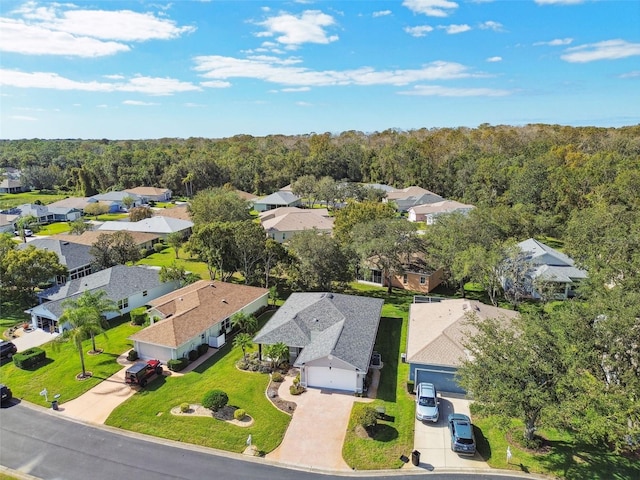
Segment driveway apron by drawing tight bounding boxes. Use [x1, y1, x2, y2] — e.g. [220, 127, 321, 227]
[266, 375, 358, 471]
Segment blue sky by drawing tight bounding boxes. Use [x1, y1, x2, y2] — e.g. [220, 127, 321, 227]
[1, 0, 639, 139]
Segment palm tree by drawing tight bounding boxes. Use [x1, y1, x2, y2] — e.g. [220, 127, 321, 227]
[15, 214, 38, 243]
[233, 333, 253, 361]
[264, 342, 289, 370]
[62, 290, 117, 353]
[231, 312, 258, 334]
[56, 306, 102, 379]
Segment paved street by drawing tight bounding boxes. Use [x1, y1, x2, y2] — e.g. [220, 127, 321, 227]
[1, 402, 533, 480]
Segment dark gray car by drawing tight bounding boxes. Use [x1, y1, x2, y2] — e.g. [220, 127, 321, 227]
[448, 413, 476, 455]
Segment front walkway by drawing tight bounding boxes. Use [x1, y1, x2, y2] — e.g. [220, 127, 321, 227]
[265, 371, 377, 471]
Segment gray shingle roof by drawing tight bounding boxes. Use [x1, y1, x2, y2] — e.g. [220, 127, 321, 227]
[37, 265, 163, 317]
[18, 238, 93, 271]
[253, 292, 384, 371]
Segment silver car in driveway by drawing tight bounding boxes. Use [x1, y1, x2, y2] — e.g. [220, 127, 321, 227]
[415, 382, 439, 423]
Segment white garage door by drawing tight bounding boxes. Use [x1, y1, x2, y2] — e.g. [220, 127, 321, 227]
[136, 342, 172, 363]
[306, 366, 357, 392]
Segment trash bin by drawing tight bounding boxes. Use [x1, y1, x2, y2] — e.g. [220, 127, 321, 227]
[411, 450, 420, 466]
[51, 400, 59, 411]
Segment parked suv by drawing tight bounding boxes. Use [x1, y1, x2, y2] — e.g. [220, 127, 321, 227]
[415, 382, 439, 423]
[0, 341, 17, 361]
[448, 413, 477, 455]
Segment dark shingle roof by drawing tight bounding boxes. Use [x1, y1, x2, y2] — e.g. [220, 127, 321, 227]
[253, 292, 384, 371]
[18, 238, 92, 271]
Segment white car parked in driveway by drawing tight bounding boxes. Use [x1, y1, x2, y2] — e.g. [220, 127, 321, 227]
[415, 382, 439, 423]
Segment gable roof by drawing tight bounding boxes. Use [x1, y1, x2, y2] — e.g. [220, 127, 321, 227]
[254, 292, 384, 372]
[409, 200, 475, 215]
[518, 238, 588, 282]
[261, 210, 334, 233]
[0, 213, 19, 227]
[387, 186, 440, 200]
[255, 191, 301, 206]
[124, 186, 171, 197]
[17, 238, 93, 271]
[129, 280, 268, 348]
[406, 299, 518, 368]
[259, 206, 329, 221]
[98, 216, 193, 234]
[35, 265, 164, 318]
[151, 205, 191, 221]
[91, 191, 142, 202]
[47, 197, 92, 210]
[51, 230, 160, 247]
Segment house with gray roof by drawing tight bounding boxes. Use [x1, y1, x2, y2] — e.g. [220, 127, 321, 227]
[406, 298, 518, 394]
[98, 215, 193, 238]
[384, 186, 444, 212]
[408, 200, 475, 224]
[18, 238, 95, 285]
[253, 191, 302, 212]
[510, 238, 588, 300]
[27, 265, 180, 333]
[0, 213, 19, 234]
[0, 177, 28, 193]
[253, 292, 384, 393]
[90, 191, 144, 212]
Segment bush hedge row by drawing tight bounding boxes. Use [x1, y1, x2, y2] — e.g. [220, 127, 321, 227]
[13, 347, 46, 369]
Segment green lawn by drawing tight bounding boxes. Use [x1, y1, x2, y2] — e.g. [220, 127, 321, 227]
[35, 222, 72, 236]
[474, 416, 639, 480]
[0, 191, 66, 210]
[0, 299, 32, 337]
[137, 246, 210, 279]
[0, 315, 142, 406]
[106, 313, 291, 454]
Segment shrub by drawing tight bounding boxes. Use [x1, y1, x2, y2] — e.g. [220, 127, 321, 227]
[180, 402, 190, 413]
[237, 360, 249, 370]
[167, 358, 189, 372]
[153, 243, 166, 253]
[353, 405, 378, 430]
[202, 390, 228, 411]
[271, 372, 284, 383]
[127, 349, 139, 361]
[130, 307, 148, 326]
[188, 349, 199, 361]
[197, 343, 209, 356]
[139, 248, 149, 258]
[13, 347, 46, 369]
[293, 373, 301, 386]
[289, 384, 305, 395]
[234, 408, 246, 420]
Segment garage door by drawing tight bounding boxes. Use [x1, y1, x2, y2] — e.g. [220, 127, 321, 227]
[136, 342, 172, 363]
[306, 366, 356, 392]
[415, 367, 465, 394]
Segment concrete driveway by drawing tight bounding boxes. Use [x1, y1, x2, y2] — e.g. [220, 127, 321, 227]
[409, 394, 489, 470]
[266, 374, 368, 471]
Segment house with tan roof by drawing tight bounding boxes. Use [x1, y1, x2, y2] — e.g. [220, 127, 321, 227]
[125, 186, 172, 202]
[383, 186, 444, 212]
[408, 200, 475, 224]
[52, 231, 160, 251]
[259, 207, 334, 243]
[406, 298, 518, 394]
[0, 213, 19, 234]
[130, 280, 268, 362]
[152, 205, 191, 222]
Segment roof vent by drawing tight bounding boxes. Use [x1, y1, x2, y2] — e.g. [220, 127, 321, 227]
[179, 297, 183, 301]
[222, 299, 227, 304]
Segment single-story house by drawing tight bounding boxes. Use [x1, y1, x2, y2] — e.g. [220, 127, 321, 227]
[384, 186, 444, 212]
[0, 213, 19, 234]
[408, 200, 475, 224]
[89, 191, 144, 212]
[125, 187, 172, 202]
[151, 205, 191, 221]
[259, 207, 334, 243]
[27, 265, 179, 333]
[234, 189, 258, 203]
[253, 292, 384, 394]
[253, 191, 302, 212]
[51, 231, 160, 251]
[2, 204, 54, 224]
[357, 254, 444, 294]
[406, 298, 518, 394]
[0, 178, 28, 194]
[17, 238, 95, 285]
[511, 238, 588, 300]
[47, 197, 93, 211]
[98, 215, 193, 239]
[129, 280, 269, 362]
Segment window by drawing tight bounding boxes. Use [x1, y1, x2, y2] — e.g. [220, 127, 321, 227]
[142, 290, 148, 297]
[403, 274, 408, 284]
[420, 276, 426, 285]
[118, 298, 129, 310]
[222, 317, 230, 332]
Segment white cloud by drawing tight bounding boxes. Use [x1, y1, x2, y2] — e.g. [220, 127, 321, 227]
[404, 25, 434, 37]
[296, 101, 313, 107]
[486, 56, 502, 62]
[281, 87, 312, 92]
[440, 24, 471, 34]
[402, 0, 458, 17]
[255, 10, 338, 47]
[561, 39, 640, 63]
[10, 115, 38, 121]
[123, 100, 159, 106]
[193, 55, 480, 87]
[0, 2, 194, 57]
[0, 69, 202, 95]
[535, 0, 584, 4]
[479, 21, 503, 32]
[398, 85, 511, 96]
[200, 80, 232, 88]
[534, 38, 573, 46]
[619, 71, 640, 78]
[373, 10, 392, 17]
[104, 74, 126, 80]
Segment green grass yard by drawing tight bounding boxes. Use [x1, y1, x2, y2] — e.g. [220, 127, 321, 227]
[34, 222, 72, 236]
[136, 246, 210, 279]
[0, 191, 66, 210]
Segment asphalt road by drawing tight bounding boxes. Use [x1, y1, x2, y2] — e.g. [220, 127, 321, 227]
[1, 401, 531, 480]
